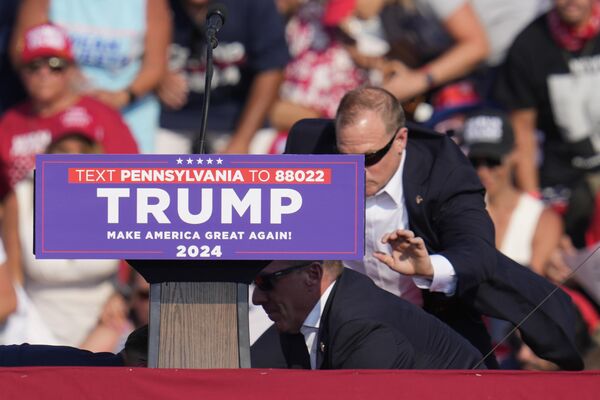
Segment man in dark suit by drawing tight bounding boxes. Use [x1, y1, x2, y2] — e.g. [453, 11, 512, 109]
[281, 86, 583, 370]
[252, 260, 485, 369]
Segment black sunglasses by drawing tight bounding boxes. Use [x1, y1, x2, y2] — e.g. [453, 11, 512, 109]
[254, 262, 314, 291]
[23, 57, 70, 73]
[469, 157, 502, 169]
[337, 127, 400, 167]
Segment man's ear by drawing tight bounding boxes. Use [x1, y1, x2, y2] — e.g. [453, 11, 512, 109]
[395, 127, 408, 151]
[305, 262, 323, 287]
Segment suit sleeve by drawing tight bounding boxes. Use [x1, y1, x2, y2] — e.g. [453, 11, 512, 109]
[0, 344, 124, 367]
[432, 137, 497, 296]
[473, 252, 584, 370]
[329, 319, 415, 369]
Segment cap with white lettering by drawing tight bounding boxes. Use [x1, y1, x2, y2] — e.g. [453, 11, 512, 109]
[463, 109, 514, 160]
[21, 23, 74, 64]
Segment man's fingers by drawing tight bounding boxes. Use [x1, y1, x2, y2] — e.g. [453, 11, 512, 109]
[373, 251, 394, 268]
[381, 229, 415, 244]
[398, 229, 415, 239]
[409, 236, 425, 249]
[374, 251, 411, 275]
[380, 232, 392, 244]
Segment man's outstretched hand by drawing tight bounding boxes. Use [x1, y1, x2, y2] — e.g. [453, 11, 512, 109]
[374, 229, 434, 278]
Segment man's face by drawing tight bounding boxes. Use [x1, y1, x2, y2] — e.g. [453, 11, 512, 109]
[20, 57, 73, 105]
[252, 261, 315, 333]
[555, 0, 595, 26]
[336, 110, 407, 197]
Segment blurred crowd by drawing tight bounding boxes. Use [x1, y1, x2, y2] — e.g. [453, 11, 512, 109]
[1, 0, 600, 371]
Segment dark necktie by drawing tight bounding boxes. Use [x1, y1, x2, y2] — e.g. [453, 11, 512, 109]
[282, 333, 311, 369]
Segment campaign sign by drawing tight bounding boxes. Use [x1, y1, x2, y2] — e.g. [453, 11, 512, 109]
[35, 154, 364, 260]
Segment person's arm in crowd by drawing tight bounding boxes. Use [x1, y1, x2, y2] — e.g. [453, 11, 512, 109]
[268, 99, 321, 133]
[79, 323, 125, 353]
[0, 118, 18, 323]
[510, 108, 540, 193]
[80, 292, 129, 352]
[0, 264, 17, 323]
[545, 235, 576, 285]
[224, 70, 283, 153]
[157, 70, 189, 111]
[0, 191, 22, 323]
[222, 0, 288, 153]
[9, 0, 48, 67]
[494, 22, 540, 192]
[2, 191, 23, 285]
[92, 0, 172, 109]
[383, 2, 489, 101]
[530, 207, 563, 276]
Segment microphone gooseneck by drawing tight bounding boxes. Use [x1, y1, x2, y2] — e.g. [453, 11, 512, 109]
[195, 3, 228, 155]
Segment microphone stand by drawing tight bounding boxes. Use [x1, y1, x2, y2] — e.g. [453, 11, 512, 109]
[194, 32, 219, 155]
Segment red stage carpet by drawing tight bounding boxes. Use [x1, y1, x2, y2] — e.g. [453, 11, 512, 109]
[1, 368, 599, 399]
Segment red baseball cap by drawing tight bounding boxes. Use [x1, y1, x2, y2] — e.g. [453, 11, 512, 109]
[53, 106, 105, 145]
[21, 23, 75, 64]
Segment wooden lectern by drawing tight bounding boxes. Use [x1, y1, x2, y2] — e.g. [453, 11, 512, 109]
[128, 260, 268, 368]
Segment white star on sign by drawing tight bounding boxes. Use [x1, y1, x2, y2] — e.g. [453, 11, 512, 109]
[216, 158, 223, 165]
[196, 157, 204, 165]
[187, 158, 193, 165]
[176, 158, 183, 165]
[207, 158, 214, 165]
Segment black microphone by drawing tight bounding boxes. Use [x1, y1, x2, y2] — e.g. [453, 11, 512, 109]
[194, 3, 227, 154]
[206, 3, 227, 49]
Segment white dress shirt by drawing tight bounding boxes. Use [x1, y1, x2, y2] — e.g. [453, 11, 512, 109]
[300, 282, 335, 369]
[343, 150, 456, 306]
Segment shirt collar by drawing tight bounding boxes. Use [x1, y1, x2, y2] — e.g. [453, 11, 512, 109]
[302, 280, 335, 330]
[373, 149, 406, 206]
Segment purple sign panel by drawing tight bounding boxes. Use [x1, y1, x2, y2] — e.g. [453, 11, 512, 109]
[35, 154, 364, 260]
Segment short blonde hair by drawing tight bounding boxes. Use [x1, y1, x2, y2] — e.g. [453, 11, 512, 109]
[335, 86, 405, 135]
[323, 260, 344, 279]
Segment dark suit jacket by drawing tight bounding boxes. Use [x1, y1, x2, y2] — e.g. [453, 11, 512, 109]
[283, 118, 583, 370]
[312, 269, 485, 369]
[0, 344, 123, 367]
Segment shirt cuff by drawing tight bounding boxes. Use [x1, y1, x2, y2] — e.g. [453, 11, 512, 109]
[413, 254, 457, 296]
